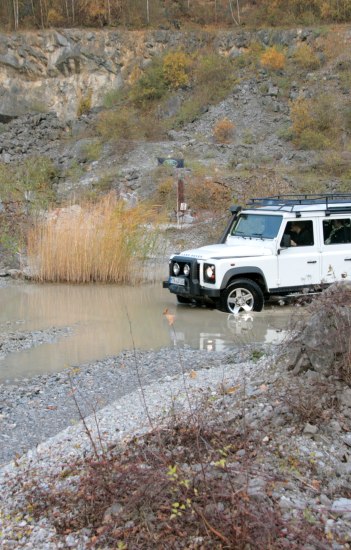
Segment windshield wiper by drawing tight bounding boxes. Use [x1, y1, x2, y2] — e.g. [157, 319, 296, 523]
[231, 231, 248, 239]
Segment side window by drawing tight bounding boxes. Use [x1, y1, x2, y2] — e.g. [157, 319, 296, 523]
[281, 220, 314, 247]
[323, 218, 351, 245]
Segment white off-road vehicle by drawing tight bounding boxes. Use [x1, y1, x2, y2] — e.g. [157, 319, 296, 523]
[163, 194, 351, 314]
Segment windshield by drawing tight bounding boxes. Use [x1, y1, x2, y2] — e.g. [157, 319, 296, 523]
[229, 214, 283, 239]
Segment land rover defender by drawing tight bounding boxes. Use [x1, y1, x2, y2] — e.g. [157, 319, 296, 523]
[163, 194, 351, 314]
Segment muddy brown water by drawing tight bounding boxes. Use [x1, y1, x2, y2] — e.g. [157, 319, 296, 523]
[0, 282, 294, 381]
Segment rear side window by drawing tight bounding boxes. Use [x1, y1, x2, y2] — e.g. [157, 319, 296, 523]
[323, 218, 351, 245]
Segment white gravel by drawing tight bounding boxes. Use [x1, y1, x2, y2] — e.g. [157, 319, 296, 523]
[0, 351, 268, 549]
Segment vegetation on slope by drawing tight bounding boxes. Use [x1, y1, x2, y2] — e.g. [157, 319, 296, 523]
[1, 0, 351, 31]
[0, 23, 350, 280]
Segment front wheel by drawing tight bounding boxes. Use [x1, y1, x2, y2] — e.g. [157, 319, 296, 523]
[220, 279, 264, 314]
[176, 294, 192, 304]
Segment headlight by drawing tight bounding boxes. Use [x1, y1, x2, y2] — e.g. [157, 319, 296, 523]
[183, 264, 190, 276]
[173, 262, 180, 276]
[204, 264, 216, 283]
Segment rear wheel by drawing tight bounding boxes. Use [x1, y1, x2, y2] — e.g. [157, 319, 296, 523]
[220, 279, 264, 314]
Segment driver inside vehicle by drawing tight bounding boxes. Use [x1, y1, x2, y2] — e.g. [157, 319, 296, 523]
[282, 221, 314, 247]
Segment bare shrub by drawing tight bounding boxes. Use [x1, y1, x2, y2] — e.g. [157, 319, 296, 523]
[319, 29, 351, 61]
[230, 170, 292, 206]
[186, 176, 232, 214]
[260, 47, 286, 71]
[285, 377, 338, 425]
[213, 118, 235, 143]
[24, 396, 328, 549]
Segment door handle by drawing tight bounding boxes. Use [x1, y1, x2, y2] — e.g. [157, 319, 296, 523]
[307, 261, 317, 264]
[344, 258, 351, 261]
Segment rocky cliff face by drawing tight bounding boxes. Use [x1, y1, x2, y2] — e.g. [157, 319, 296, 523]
[0, 27, 316, 120]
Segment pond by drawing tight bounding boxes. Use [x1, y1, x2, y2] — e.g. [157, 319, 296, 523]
[0, 282, 294, 381]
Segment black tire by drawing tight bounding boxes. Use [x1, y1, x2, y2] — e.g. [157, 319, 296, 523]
[176, 295, 192, 304]
[220, 279, 264, 314]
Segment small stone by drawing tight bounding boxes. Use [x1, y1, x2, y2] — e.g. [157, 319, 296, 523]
[303, 423, 318, 435]
[331, 499, 351, 515]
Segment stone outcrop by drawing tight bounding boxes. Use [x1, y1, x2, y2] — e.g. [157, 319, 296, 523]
[283, 282, 351, 378]
[0, 27, 319, 121]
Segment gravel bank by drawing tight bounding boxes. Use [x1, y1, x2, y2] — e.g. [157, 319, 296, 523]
[0, 347, 268, 548]
[0, 345, 255, 466]
[1, 343, 351, 548]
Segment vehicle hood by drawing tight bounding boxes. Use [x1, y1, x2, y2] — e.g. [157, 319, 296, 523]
[175, 242, 273, 260]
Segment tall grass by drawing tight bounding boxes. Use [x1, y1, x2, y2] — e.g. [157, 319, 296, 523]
[27, 195, 160, 284]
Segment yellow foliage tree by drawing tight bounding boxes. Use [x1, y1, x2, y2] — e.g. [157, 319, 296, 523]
[163, 51, 191, 89]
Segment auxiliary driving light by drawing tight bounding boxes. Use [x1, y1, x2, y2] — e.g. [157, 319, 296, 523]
[173, 262, 180, 276]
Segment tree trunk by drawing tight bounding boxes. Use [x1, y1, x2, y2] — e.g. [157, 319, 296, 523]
[106, 0, 111, 24]
[13, 0, 19, 30]
[228, 0, 239, 25]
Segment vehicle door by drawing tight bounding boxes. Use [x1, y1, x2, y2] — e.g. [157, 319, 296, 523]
[277, 219, 320, 288]
[321, 217, 351, 283]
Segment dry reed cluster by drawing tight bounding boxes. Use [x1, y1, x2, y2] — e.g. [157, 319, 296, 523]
[27, 195, 160, 284]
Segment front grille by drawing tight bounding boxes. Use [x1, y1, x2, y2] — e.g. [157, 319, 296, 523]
[170, 257, 199, 281]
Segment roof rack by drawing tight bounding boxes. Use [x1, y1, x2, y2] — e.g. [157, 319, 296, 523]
[247, 193, 351, 211]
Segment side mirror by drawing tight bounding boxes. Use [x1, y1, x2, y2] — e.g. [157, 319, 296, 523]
[281, 234, 291, 248]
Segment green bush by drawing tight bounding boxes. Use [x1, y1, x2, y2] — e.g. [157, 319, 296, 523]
[96, 107, 142, 142]
[342, 105, 351, 133]
[277, 126, 294, 141]
[81, 140, 103, 162]
[194, 53, 235, 102]
[0, 156, 57, 208]
[152, 177, 177, 213]
[169, 96, 204, 128]
[293, 43, 320, 70]
[130, 58, 168, 106]
[0, 221, 20, 255]
[340, 73, 351, 96]
[297, 129, 330, 150]
[290, 94, 341, 149]
[103, 88, 126, 109]
[318, 152, 351, 176]
[77, 89, 93, 117]
[234, 41, 264, 69]
[312, 94, 337, 133]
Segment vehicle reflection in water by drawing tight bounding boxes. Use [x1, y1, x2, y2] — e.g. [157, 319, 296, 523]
[170, 307, 291, 352]
[0, 282, 293, 380]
